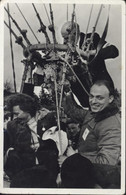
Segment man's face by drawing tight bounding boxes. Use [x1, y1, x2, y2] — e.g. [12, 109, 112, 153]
[13, 105, 31, 122]
[89, 84, 113, 113]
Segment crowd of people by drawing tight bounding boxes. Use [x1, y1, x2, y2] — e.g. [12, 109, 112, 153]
[4, 29, 121, 189]
[4, 80, 121, 189]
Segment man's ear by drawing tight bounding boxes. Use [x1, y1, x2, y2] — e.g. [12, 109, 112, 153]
[109, 95, 114, 103]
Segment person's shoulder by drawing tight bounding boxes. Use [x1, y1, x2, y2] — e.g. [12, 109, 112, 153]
[105, 113, 120, 125]
[97, 113, 121, 131]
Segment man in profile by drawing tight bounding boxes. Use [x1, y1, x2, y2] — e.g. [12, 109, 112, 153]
[4, 93, 59, 187]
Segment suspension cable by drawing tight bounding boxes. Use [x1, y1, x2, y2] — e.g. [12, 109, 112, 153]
[15, 3, 40, 43]
[49, 4, 57, 44]
[82, 4, 93, 50]
[4, 6, 31, 46]
[86, 4, 103, 53]
[71, 4, 76, 29]
[53, 69, 62, 154]
[74, 11, 78, 46]
[67, 4, 68, 21]
[32, 3, 50, 44]
[59, 55, 90, 96]
[4, 21, 25, 48]
[7, 4, 17, 93]
[43, 4, 51, 25]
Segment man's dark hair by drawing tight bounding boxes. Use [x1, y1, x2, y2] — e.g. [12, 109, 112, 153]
[6, 93, 38, 117]
[92, 80, 116, 97]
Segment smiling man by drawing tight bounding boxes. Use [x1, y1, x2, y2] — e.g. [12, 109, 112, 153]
[89, 82, 114, 113]
[62, 80, 121, 165]
[60, 80, 121, 188]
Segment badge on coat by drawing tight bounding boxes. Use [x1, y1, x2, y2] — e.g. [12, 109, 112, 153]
[82, 128, 89, 140]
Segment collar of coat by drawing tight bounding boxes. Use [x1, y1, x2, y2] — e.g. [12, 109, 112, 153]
[91, 101, 119, 122]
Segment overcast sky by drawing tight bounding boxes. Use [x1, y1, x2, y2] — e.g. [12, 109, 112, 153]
[3, 0, 124, 92]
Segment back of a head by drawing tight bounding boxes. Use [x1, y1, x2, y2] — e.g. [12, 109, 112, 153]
[61, 153, 95, 188]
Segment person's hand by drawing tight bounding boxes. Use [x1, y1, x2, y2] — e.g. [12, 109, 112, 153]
[58, 155, 67, 167]
[66, 146, 77, 156]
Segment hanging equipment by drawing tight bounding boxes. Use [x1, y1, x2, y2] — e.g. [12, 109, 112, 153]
[7, 4, 17, 93]
[71, 4, 76, 30]
[4, 6, 31, 46]
[58, 54, 90, 96]
[74, 7, 79, 47]
[49, 4, 57, 45]
[86, 4, 103, 53]
[4, 21, 26, 49]
[82, 4, 93, 50]
[89, 4, 111, 66]
[32, 3, 50, 44]
[96, 5, 111, 54]
[67, 4, 68, 21]
[43, 4, 51, 25]
[15, 3, 40, 44]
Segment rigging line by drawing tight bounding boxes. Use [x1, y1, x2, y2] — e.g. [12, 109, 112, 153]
[15, 3, 40, 44]
[58, 55, 90, 96]
[4, 6, 31, 46]
[32, 3, 50, 44]
[91, 4, 111, 62]
[59, 63, 67, 110]
[82, 5, 93, 49]
[7, 4, 17, 93]
[94, 4, 103, 30]
[53, 69, 62, 154]
[49, 4, 57, 44]
[71, 4, 76, 29]
[86, 4, 103, 53]
[43, 4, 51, 25]
[86, 5, 93, 35]
[74, 12, 78, 46]
[4, 21, 26, 49]
[67, 4, 68, 21]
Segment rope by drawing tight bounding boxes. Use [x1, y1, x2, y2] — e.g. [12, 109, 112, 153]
[67, 4, 68, 21]
[20, 60, 29, 93]
[49, 4, 57, 44]
[96, 5, 111, 54]
[71, 4, 76, 30]
[15, 3, 40, 43]
[53, 69, 62, 154]
[59, 64, 67, 110]
[74, 13, 78, 47]
[94, 4, 103, 29]
[82, 5, 93, 50]
[32, 3, 50, 44]
[86, 4, 103, 52]
[7, 4, 17, 93]
[4, 6, 31, 46]
[89, 4, 111, 64]
[43, 4, 51, 25]
[4, 21, 24, 48]
[58, 55, 90, 96]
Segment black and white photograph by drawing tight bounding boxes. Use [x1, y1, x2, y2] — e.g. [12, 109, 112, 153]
[1, 0, 125, 194]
